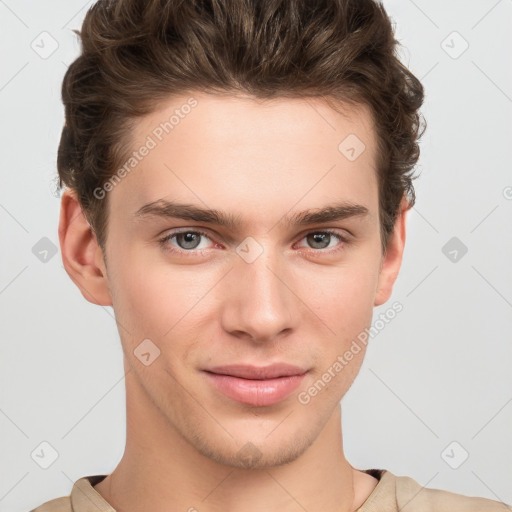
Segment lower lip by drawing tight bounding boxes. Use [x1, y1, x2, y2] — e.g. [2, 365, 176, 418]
[204, 372, 307, 407]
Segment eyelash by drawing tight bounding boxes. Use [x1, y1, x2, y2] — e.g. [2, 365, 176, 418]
[157, 228, 349, 257]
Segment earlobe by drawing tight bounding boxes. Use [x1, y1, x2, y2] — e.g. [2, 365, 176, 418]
[58, 189, 112, 306]
[374, 197, 409, 307]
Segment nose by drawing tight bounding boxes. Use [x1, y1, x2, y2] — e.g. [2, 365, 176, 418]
[219, 242, 299, 343]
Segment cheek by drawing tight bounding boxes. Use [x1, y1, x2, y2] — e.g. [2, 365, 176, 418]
[108, 246, 218, 348]
[298, 265, 376, 403]
[294, 256, 380, 342]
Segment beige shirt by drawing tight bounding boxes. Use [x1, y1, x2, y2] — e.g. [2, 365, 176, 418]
[30, 469, 511, 512]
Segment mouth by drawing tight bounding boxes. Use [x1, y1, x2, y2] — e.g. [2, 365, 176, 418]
[203, 363, 308, 407]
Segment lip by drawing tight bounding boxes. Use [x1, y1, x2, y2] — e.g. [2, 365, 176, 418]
[207, 363, 307, 379]
[203, 364, 308, 407]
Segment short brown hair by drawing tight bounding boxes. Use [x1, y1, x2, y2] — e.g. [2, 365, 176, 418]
[57, 0, 425, 253]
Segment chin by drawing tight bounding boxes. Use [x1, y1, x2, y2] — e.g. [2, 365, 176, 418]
[197, 436, 313, 470]
[182, 419, 319, 470]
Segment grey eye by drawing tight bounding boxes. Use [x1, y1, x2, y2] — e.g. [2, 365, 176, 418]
[175, 232, 203, 250]
[306, 232, 332, 249]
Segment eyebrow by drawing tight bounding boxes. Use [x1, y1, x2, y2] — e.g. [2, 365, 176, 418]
[134, 199, 369, 229]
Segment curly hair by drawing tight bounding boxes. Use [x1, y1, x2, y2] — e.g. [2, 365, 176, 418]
[57, 0, 425, 253]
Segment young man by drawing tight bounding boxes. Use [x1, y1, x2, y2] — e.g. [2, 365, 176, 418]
[32, 0, 510, 510]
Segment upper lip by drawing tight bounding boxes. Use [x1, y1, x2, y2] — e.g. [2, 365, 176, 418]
[205, 363, 308, 380]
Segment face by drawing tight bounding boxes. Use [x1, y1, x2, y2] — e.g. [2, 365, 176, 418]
[61, 92, 406, 469]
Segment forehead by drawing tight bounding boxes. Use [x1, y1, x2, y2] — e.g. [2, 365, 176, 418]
[109, 91, 379, 228]
[132, 91, 377, 151]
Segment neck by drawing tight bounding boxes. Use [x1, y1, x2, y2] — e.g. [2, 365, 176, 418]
[94, 369, 377, 512]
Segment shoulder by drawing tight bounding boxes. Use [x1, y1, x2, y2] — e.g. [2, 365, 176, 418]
[391, 471, 511, 511]
[29, 474, 110, 512]
[358, 469, 511, 511]
[29, 496, 71, 512]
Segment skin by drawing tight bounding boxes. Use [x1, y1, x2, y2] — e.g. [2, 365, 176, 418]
[59, 92, 408, 512]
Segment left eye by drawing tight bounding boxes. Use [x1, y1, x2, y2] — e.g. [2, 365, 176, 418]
[158, 229, 346, 254]
[296, 231, 345, 250]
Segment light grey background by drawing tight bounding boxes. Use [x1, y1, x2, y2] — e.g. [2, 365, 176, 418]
[1, 0, 511, 510]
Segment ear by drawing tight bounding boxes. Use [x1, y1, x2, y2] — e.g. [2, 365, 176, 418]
[374, 196, 409, 307]
[58, 189, 112, 306]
